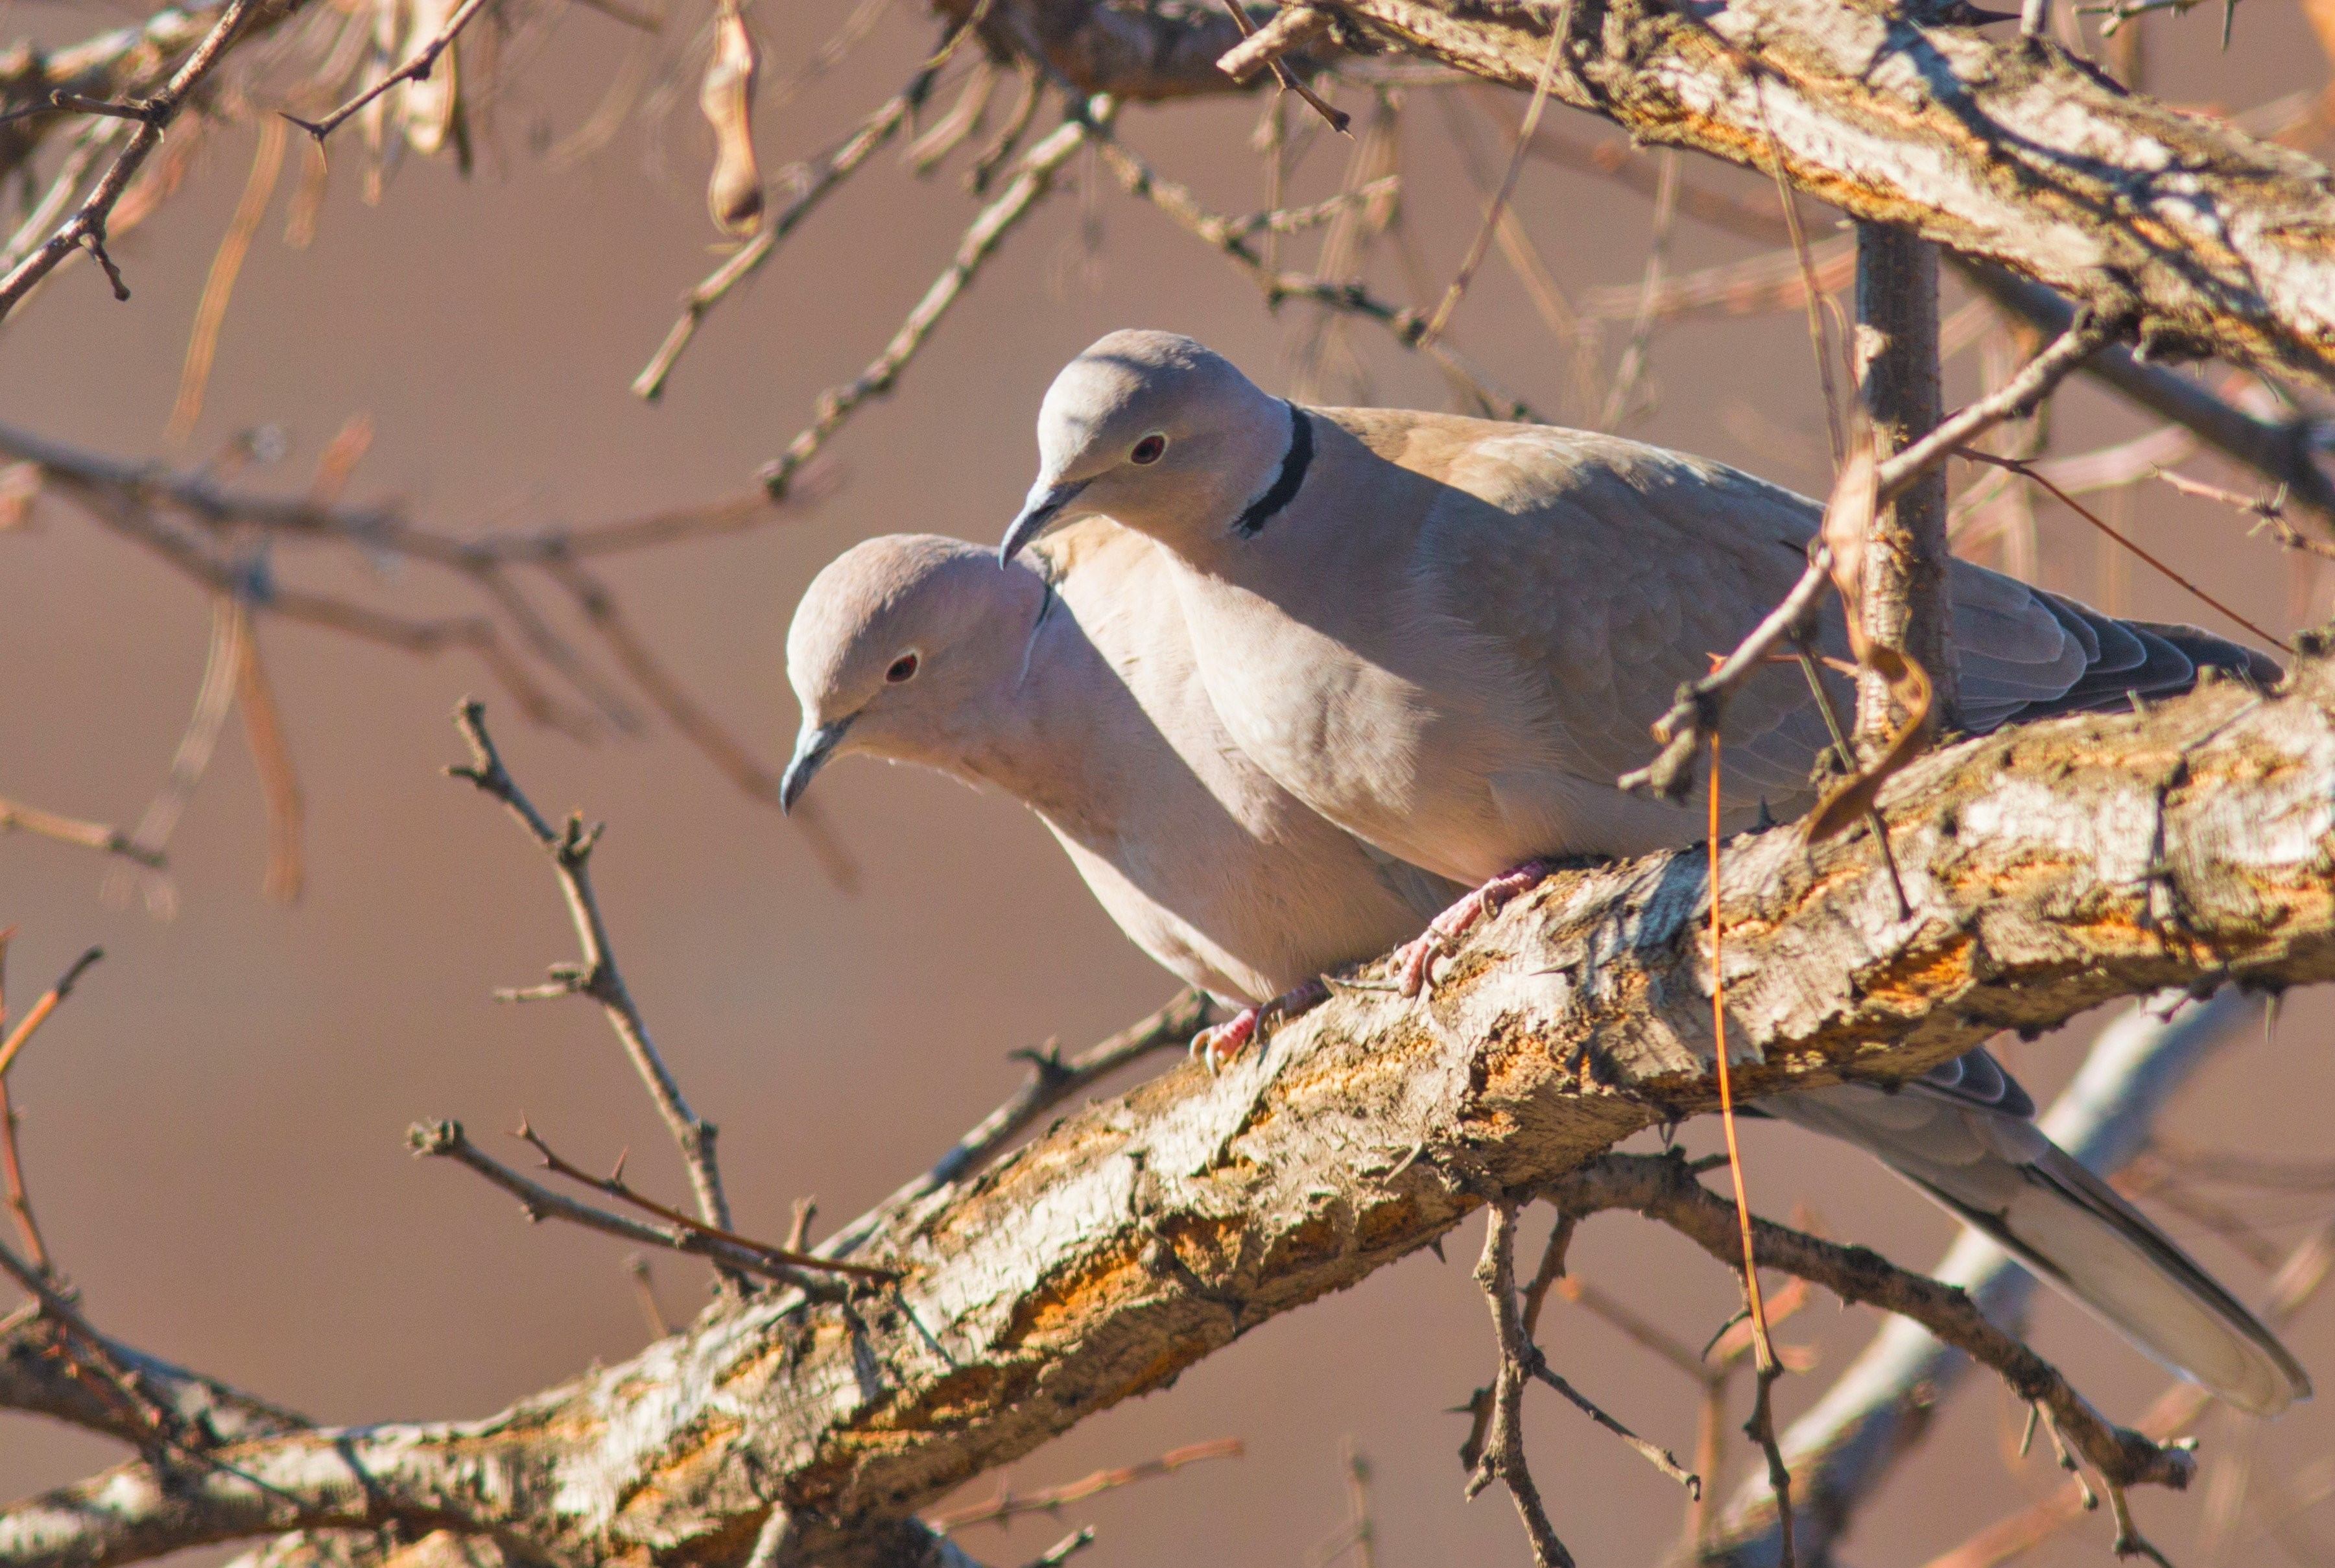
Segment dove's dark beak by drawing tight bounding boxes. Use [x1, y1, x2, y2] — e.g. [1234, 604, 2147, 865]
[999, 477, 1089, 564]
[779, 719, 852, 813]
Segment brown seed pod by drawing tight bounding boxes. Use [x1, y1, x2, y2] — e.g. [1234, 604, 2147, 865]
[700, 3, 763, 236]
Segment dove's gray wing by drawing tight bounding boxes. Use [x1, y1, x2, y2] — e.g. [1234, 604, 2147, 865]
[1414, 428, 1843, 814]
[1423, 425, 2275, 807]
[1766, 1047, 2307, 1415]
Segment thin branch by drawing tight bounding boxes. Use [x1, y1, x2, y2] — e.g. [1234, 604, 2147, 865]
[632, 16, 990, 401]
[167, 115, 287, 443]
[1545, 1152, 2196, 1499]
[445, 700, 735, 1242]
[0, 796, 165, 868]
[510, 1118, 897, 1279]
[1420, 17, 1565, 346]
[1617, 549, 1832, 802]
[1211, 0, 1347, 132]
[755, 108, 1100, 498]
[1873, 311, 2118, 508]
[626, 1255, 672, 1337]
[281, 0, 495, 142]
[406, 1119, 864, 1291]
[0, 0, 267, 320]
[0, 944, 104, 1082]
[1089, 131, 1535, 420]
[1950, 259, 2335, 529]
[1957, 447, 2292, 654]
[2155, 466, 2335, 563]
[232, 610, 305, 903]
[1467, 1202, 1574, 1568]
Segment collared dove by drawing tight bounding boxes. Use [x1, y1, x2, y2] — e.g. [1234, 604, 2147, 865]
[995, 329, 2305, 1416]
[779, 520, 1463, 1058]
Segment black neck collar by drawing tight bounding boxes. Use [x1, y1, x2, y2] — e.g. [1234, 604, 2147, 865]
[1231, 400, 1312, 538]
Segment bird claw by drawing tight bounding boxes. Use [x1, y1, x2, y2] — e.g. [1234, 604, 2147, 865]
[1396, 862, 1552, 999]
[1191, 1008, 1259, 1075]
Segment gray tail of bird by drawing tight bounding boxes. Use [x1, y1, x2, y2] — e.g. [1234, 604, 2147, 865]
[1906, 1145, 2309, 1416]
[1768, 1080, 2309, 1416]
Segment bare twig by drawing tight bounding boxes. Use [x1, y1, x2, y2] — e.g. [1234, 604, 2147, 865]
[1617, 549, 1832, 801]
[406, 1120, 866, 1290]
[445, 700, 734, 1243]
[1577, 236, 1855, 326]
[1090, 133, 1534, 420]
[511, 1118, 897, 1279]
[625, 1255, 671, 1337]
[281, 0, 494, 142]
[1956, 448, 2292, 653]
[1420, 18, 1565, 346]
[1545, 1152, 2196, 1500]
[1599, 147, 1680, 431]
[1467, 1202, 1574, 1567]
[2156, 466, 2335, 562]
[927, 1437, 1243, 1529]
[1873, 311, 2117, 509]
[755, 108, 1100, 498]
[1703, 737, 1788, 1565]
[231, 610, 305, 903]
[0, 0, 268, 320]
[1212, 0, 1347, 133]
[0, 797, 165, 868]
[633, 16, 991, 401]
[0, 944, 105, 1083]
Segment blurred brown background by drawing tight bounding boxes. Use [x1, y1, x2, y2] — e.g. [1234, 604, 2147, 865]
[6, 3, 2335, 1562]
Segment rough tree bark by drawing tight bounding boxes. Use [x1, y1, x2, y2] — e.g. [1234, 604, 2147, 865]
[12, 652, 2335, 1568]
[1853, 224, 1955, 750]
[1276, 0, 2335, 391]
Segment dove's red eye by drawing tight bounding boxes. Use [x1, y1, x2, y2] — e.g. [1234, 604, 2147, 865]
[885, 652, 920, 683]
[1131, 434, 1168, 465]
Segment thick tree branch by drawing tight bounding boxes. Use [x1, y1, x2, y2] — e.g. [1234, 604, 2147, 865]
[1, 1312, 307, 1449]
[1299, 0, 2335, 389]
[14, 659, 2335, 1566]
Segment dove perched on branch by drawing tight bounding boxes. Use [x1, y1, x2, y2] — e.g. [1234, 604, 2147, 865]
[780, 520, 1462, 1060]
[989, 328, 2303, 1416]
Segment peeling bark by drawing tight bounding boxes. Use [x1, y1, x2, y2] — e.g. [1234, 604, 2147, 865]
[14, 663, 2335, 1568]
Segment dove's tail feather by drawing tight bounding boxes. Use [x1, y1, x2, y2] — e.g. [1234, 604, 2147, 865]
[1908, 1145, 2310, 1416]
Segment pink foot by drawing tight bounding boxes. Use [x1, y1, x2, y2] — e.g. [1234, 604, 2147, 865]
[1393, 862, 1553, 997]
[1191, 1008, 1259, 1074]
[1191, 979, 1331, 1073]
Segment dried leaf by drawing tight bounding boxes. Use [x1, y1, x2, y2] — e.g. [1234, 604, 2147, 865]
[1805, 646, 1931, 842]
[1819, 417, 1879, 656]
[400, 0, 462, 156]
[700, 3, 764, 235]
[1806, 410, 1934, 843]
[309, 414, 376, 508]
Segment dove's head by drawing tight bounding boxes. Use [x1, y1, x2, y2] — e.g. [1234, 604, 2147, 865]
[1001, 329, 1290, 562]
[781, 534, 1046, 811]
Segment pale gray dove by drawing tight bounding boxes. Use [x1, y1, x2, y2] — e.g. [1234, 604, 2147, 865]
[779, 519, 1462, 1060]
[993, 328, 2304, 1416]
